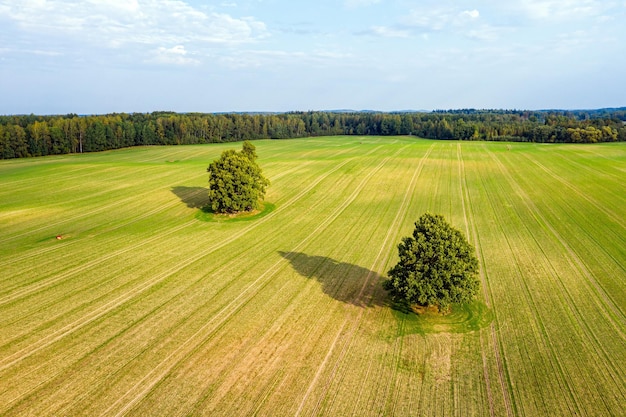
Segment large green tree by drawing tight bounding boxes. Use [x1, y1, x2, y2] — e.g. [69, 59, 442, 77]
[207, 141, 270, 214]
[385, 213, 480, 312]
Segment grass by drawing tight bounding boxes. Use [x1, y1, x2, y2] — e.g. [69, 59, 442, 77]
[389, 301, 494, 335]
[195, 202, 277, 223]
[0, 137, 625, 416]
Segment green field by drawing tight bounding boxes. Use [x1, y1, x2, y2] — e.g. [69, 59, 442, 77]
[1, 137, 625, 416]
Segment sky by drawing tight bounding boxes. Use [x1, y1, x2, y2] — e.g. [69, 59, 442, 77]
[1, 0, 625, 115]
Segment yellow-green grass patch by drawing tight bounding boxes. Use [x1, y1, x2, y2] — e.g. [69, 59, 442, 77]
[1, 138, 624, 416]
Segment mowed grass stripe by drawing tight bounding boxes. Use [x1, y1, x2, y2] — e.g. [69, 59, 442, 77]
[550, 143, 626, 182]
[366, 144, 482, 416]
[464, 144, 577, 414]
[0, 189, 194, 271]
[518, 151, 624, 228]
[494, 204, 583, 415]
[304, 142, 482, 416]
[486, 145, 626, 333]
[0, 219, 196, 308]
[327, 144, 454, 416]
[0, 168, 202, 244]
[458, 143, 512, 417]
[0, 160, 168, 207]
[293, 144, 435, 416]
[479, 144, 624, 415]
[0, 158, 103, 190]
[537, 145, 626, 223]
[489, 145, 616, 415]
[466, 150, 567, 415]
[489, 148, 626, 404]
[502, 149, 626, 310]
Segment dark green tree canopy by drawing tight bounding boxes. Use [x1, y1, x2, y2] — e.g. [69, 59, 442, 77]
[385, 213, 480, 312]
[2, 109, 625, 159]
[207, 141, 270, 214]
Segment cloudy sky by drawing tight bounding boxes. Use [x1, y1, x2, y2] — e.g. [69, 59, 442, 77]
[1, 0, 625, 114]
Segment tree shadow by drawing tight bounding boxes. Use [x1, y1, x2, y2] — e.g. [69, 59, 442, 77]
[171, 186, 211, 209]
[278, 251, 390, 308]
[279, 251, 492, 334]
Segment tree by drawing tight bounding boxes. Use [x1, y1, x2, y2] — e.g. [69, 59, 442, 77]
[385, 213, 480, 313]
[207, 141, 270, 214]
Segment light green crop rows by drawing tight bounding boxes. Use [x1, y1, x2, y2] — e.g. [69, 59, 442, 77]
[0, 137, 624, 416]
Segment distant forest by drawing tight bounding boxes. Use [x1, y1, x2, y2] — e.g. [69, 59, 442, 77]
[1, 108, 625, 159]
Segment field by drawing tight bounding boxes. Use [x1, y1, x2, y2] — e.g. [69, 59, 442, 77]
[0, 137, 625, 416]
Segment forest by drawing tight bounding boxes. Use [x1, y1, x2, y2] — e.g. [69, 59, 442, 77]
[1, 108, 625, 159]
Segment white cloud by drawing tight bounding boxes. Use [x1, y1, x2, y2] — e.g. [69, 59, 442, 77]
[461, 9, 480, 19]
[149, 45, 199, 65]
[218, 48, 354, 70]
[404, 7, 482, 32]
[29, 49, 64, 56]
[92, 0, 141, 13]
[516, 0, 604, 20]
[0, 0, 268, 47]
[312, 50, 354, 60]
[2, 0, 624, 114]
[0, 47, 63, 57]
[466, 25, 505, 42]
[367, 26, 411, 38]
[404, 9, 448, 31]
[219, 50, 303, 69]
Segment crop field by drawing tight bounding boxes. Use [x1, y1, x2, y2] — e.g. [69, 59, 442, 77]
[0, 137, 625, 416]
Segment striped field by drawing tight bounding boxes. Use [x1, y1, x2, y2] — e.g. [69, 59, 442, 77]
[0, 137, 625, 416]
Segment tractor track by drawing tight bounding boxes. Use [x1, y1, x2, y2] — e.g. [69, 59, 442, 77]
[457, 143, 513, 417]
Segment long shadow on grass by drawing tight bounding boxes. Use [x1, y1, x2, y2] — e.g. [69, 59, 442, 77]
[279, 251, 493, 334]
[279, 251, 389, 308]
[171, 186, 210, 209]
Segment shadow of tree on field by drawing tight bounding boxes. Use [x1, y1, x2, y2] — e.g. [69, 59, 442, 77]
[279, 251, 390, 308]
[171, 186, 211, 209]
[279, 251, 493, 335]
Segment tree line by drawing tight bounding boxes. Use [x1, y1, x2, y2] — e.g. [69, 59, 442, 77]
[1, 108, 625, 159]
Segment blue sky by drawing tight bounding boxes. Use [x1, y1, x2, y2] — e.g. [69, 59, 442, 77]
[1, 0, 625, 114]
